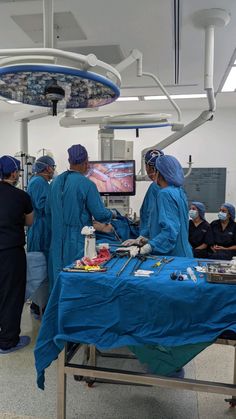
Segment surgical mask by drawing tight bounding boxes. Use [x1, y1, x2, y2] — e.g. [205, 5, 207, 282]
[218, 211, 227, 221]
[189, 209, 198, 220]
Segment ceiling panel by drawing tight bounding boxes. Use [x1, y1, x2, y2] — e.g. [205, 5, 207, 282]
[0, 0, 235, 114]
[11, 11, 87, 43]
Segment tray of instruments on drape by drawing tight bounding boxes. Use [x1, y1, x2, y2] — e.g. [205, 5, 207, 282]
[63, 264, 108, 273]
[206, 262, 236, 284]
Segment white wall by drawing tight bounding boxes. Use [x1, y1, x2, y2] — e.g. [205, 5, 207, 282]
[0, 107, 235, 220]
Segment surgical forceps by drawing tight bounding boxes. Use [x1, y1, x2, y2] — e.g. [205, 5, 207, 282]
[116, 252, 133, 277]
[131, 255, 147, 275]
[154, 257, 175, 275]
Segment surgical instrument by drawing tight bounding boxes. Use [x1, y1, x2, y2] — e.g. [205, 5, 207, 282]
[131, 255, 147, 275]
[111, 172, 132, 178]
[108, 252, 128, 270]
[186, 267, 197, 283]
[111, 226, 122, 242]
[116, 253, 133, 277]
[101, 252, 117, 267]
[154, 257, 175, 275]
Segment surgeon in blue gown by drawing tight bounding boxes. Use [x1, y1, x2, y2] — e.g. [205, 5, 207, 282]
[135, 155, 193, 257]
[128, 155, 204, 379]
[27, 155, 56, 317]
[27, 155, 56, 254]
[46, 144, 114, 287]
[139, 149, 163, 238]
[122, 149, 163, 247]
[94, 211, 139, 244]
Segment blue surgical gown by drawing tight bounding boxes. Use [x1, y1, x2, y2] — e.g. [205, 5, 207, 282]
[46, 170, 113, 286]
[27, 176, 49, 253]
[139, 182, 160, 238]
[149, 185, 193, 257]
[132, 186, 197, 375]
[95, 211, 139, 244]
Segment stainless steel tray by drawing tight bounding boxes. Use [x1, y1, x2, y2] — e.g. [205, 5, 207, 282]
[206, 262, 236, 284]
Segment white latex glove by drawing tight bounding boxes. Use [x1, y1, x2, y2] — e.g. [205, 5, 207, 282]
[129, 246, 140, 257]
[140, 243, 152, 255]
[122, 236, 148, 247]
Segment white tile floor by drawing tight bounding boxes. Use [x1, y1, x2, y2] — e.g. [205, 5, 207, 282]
[0, 304, 235, 419]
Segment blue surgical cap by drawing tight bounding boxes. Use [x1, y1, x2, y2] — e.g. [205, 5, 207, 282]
[33, 156, 55, 173]
[145, 149, 164, 166]
[68, 144, 88, 165]
[0, 155, 20, 177]
[191, 201, 206, 220]
[221, 202, 235, 220]
[155, 155, 184, 187]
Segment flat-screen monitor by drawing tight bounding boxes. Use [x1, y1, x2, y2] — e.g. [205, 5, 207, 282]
[86, 160, 136, 196]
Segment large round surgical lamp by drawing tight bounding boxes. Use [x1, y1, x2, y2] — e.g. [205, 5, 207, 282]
[0, 0, 121, 115]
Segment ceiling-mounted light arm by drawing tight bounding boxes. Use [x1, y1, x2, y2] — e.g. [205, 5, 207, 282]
[0, 48, 95, 67]
[140, 109, 213, 175]
[138, 8, 230, 177]
[184, 155, 193, 178]
[204, 24, 215, 111]
[141, 71, 182, 122]
[0, 55, 55, 66]
[0, 48, 121, 84]
[115, 49, 143, 77]
[15, 109, 53, 155]
[43, 0, 54, 49]
[115, 49, 182, 122]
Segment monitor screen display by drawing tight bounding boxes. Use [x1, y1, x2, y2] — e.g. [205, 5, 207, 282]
[86, 160, 136, 196]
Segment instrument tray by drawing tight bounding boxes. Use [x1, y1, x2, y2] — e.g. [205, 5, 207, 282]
[206, 262, 236, 284]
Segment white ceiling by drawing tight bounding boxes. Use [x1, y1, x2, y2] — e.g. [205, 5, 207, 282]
[0, 0, 235, 115]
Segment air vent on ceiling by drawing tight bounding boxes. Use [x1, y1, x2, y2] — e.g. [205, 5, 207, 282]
[11, 11, 87, 43]
[63, 45, 125, 65]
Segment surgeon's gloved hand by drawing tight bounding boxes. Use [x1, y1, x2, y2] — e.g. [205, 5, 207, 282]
[129, 246, 139, 258]
[140, 243, 152, 255]
[122, 236, 148, 247]
[122, 238, 138, 246]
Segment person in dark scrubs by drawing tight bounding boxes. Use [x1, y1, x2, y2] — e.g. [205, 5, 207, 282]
[188, 201, 213, 258]
[209, 202, 236, 260]
[0, 155, 33, 353]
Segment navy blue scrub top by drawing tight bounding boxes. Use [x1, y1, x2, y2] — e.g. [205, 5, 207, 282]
[189, 219, 214, 249]
[210, 219, 236, 248]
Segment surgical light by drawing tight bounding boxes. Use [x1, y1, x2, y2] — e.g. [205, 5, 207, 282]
[0, 0, 121, 115]
[44, 78, 65, 116]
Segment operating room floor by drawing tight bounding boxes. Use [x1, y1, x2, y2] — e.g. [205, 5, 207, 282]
[0, 305, 235, 419]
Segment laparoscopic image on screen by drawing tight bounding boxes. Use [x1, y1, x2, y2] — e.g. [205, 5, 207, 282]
[86, 160, 136, 195]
